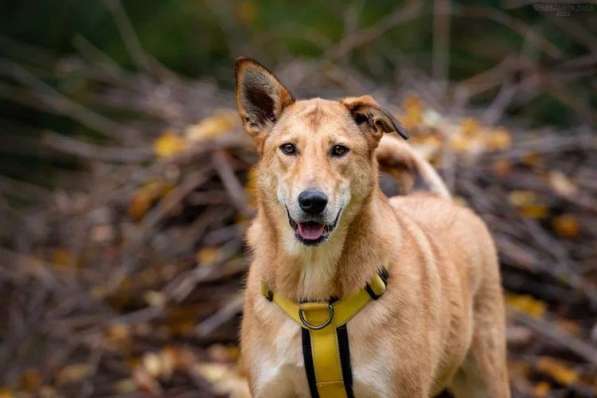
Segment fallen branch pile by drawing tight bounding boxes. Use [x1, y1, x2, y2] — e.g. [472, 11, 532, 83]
[1, 24, 596, 398]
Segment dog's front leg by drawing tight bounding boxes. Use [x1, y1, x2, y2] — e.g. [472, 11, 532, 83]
[253, 387, 297, 398]
[245, 352, 306, 398]
[389, 360, 434, 398]
[245, 359, 303, 398]
[251, 377, 302, 398]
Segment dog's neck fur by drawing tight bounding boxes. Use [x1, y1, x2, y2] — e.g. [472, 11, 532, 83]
[256, 188, 398, 301]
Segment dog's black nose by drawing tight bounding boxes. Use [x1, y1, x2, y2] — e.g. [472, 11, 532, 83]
[298, 190, 328, 215]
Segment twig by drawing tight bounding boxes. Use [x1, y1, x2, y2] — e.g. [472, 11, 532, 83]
[72, 35, 127, 78]
[324, 1, 423, 62]
[486, 133, 596, 162]
[482, 81, 518, 124]
[455, 6, 562, 58]
[0, 248, 61, 287]
[142, 169, 211, 231]
[0, 34, 57, 66]
[212, 150, 252, 217]
[43, 131, 153, 163]
[0, 60, 137, 139]
[196, 293, 244, 338]
[432, 0, 451, 95]
[511, 310, 597, 366]
[548, 15, 597, 53]
[103, 0, 177, 80]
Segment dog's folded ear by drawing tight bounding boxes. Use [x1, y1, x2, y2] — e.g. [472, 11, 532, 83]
[341, 96, 408, 146]
[234, 57, 295, 144]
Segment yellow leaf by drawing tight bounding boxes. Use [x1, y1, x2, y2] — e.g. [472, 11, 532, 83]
[485, 128, 512, 151]
[555, 318, 581, 336]
[520, 204, 549, 219]
[128, 181, 173, 221]
[39, 386, 58, 398]
[51, 248, 76, 269]
[507, 293, 546, 319]
[140, 349, 176, 380]
[153, 131, 186, 158]
[508, 358, 531, 379]
[532, 381, 551, 398]
[144, 291, 166, 308]
[132, 367, 161, 394]
[236, 0, 258, 25]
[411, 134, 443, 160]
[142, 352, 162, 378]
[185, 110, 238, 143]
[449, 132, 474, 153]
[106, 323, 130, 344]
[508, 190, 549, 219]
[113, 379, 137, 394]
[168, 318, 195, 337]
[536, 356, 578, 385]
[193, 363, 250, 398]
[552, 214, 580, 239]
[91, 224, 114, 243]
[0, 388, 13, 398]
[460, 118, 481, 137]
[422, 109, 443, 128]
[508, 190, 537, 207]
[208, 344, 241, 362]
[159, 347, 177, 378]
[522, 152, 543, 168]
[196, 247, 219, 266]
[549, 171, 577, 197]
[195, 363, 228, 383]
[400, 95, 424, 129]
[19, 369, 42, 391]
[492, 159, 512, 177]
[56, 364, 92, 385]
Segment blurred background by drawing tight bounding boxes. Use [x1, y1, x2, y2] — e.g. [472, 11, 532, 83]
[0, 1, 596, 397]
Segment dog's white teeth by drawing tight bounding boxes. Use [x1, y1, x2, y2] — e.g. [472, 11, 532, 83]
[298, 222, 325, 240]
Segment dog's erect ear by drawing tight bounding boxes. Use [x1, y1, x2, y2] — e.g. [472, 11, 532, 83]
[234, 57, 294, 144]
[341, 95, 408, 147]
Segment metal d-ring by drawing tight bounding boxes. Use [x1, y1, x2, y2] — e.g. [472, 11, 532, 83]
[299, 303, 334, 330]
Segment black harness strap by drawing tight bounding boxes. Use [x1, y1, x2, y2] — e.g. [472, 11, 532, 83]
[336, 324, 355, 398]
[302, 327, 320, 398]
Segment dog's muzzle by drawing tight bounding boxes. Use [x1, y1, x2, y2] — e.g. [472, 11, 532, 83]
[286, 207, 342, 246]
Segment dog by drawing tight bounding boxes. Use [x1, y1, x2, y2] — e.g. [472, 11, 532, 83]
[235, 57, 510, 398]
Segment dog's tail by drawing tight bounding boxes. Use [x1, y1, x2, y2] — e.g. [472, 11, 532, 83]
[376, 135, 451, 199]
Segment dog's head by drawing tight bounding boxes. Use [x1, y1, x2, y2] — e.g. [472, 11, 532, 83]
[235, 58, 407, 247]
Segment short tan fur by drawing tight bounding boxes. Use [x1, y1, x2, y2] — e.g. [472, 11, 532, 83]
[235, 57, 510, 398]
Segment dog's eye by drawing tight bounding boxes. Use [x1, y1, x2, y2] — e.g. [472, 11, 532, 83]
[279, 143, 297, 156]
[330, 144, 349, 157]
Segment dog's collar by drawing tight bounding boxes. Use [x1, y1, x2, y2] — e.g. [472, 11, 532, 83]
[261, 268, 389, 398]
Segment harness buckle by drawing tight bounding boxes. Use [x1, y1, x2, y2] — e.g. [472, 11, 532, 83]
[298, 302, 334, 330]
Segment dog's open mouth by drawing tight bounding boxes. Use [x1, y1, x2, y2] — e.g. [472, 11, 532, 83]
[298, 222, 326, 241]
[286, 208, 341, 246]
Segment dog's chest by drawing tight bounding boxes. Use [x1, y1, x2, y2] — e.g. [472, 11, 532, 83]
[252, 309, 393, 398]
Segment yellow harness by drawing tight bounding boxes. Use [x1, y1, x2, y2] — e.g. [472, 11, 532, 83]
[261, 269, 388, 398]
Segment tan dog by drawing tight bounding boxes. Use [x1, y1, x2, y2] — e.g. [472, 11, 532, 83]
[236, 58, 510, 398]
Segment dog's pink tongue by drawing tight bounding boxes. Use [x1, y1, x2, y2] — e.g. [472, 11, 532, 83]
[298, 222, 325, 240]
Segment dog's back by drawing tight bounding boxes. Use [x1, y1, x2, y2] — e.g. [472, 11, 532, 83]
[377, 135, 501, 306]
[379, 139, 509, 397]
